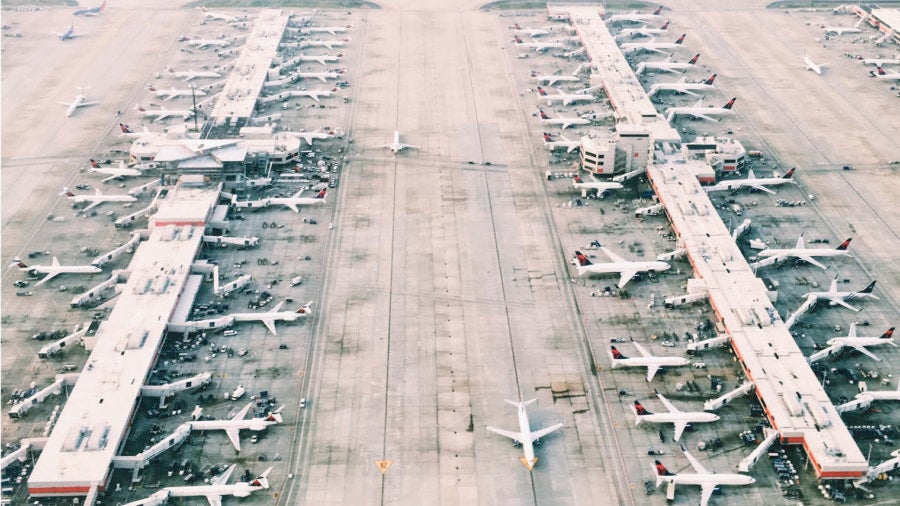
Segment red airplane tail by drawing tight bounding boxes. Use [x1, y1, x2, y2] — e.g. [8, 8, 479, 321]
[836, 238, 852, 251]
[655, 461, 674, 476]
[652, 6, 663, 15]
[119, 123, 132, 134]
[316, 188, 327, 199]
[688, 53, 700, 64]
[89, 159, 99, 168]
[543, 132, 553, 142]
[782, 167, 796, 179]
[514, 23, 522, 30]
[99, 1, 106, 12]
[634, 400, 652, 415]
[573, 175, 583, 183]
[536, 86, 548, 96]
[574, 251, 592, 267]
[877, 66, 886, 75]
[880, 327, 895, 339]
[539, 110, 550, 120]
[514, 35, 524, 44]
[723, 97, 737, 110]
[610, 346, 626, 359]
[704, 74, 717, 85]
[660, 21, 669, 30]
[674, 34, 686, 44]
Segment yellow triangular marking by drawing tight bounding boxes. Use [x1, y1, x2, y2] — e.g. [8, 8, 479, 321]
[520, 456, 536, 471]
[376, 460, 393, 474]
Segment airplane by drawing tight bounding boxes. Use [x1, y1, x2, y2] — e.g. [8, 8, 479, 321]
[538, 109, 590, 129]
[294, 71, 342, 83]
[873, 66, 900, 80]
[293, 89, 333, 102]
[299, 26, 350, 36]
[135, 104, 195, 122]
[542, 133, 580, 153]
[299, 39, 348, 50]
[11, 257, 102, 287]
[184, 38, 232, 49]
[269, 189, 327, 213]
[609, 343, 689, 382]
[636, 53, 700, 74]
[655, 451, 755, 506]
[855, 382, 900, 403]
[823, 324, 895, 362]
[511, 23, 553, 38]
[616, 21, 670, 40]
[633, 393, 719, 441]
[861, 56, 900, 67]
[118, 123, 157, 138]
[485, 397, 564, 471]
[804, 277, 879, 312]
[536, 86, 596, 106]
[59, 88, 99, 117]
[606, 6, 664, 25]
[513, 35, 566, 52]
[296, 54, 341, 66]
[165, 67, 222, 81]
[572, 175, 622, 196]
[380, 131, 417, 154]
[285, 130, 334, 146]
[190, 402, 284, 451]
[121, 464, 272, 506]
[230, 300, 313, 334]
[200, 7, 246, 23]
[703, 167, 796, 195]
[665, 97, 737, 122]
[648, 73, 716, 97]
[57, 24, 82, 41]
[73, 0, 106, 16]
[573, 246, 670, 289]
[60, 187, 137, 212]
[146, 84, 206, 101]
[803, 52, 826, 75]
[756, 234, 852, 270]
[620, 34, 686, 55]
[88, 160, 143, 183]
[531, 70, 581, 86]
[824, 16, 865, 35]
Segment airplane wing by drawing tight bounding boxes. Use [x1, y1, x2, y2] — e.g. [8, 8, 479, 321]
[690, 112, 719, 122]
[561, 121, 573, 129]
[848, 344, 881, 362]
[673, 421, 687, 442]
[530, 422, 564, 441]
[617, 270, 637, 289]
[566, 144, 578, 153]
[486, 425, 522, 442]
[747, 183, 776, 194]
[683, 450, 710, 474]
[848, 323, 857, 339]
[656, 394, 680, 413]
[213, 464, 236, 485]
[602, 247, 626, 263]
[645, 365, 661, 383]
[261, 318, 278, 335]
[633, 341, 651, 357]
[224, 427, 242, 452]
[82, 200, 103, 212]
[795, 255, 827, 270]
[285, 203, 300, 213]
[699, 484, 715, 506]
[681, 89, 701, 97]
[102, 174, 120, 183]
[272, 300, 286, 313]
[33, 272, 59, 287]
[826, 297, 860, 312]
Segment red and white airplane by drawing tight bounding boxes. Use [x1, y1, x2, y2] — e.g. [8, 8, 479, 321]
[122, 464, 272, 506]
[607, 6, 664, 25]
[665, 97, 736, 122]
[286, 130, 334, 146]
[573, 246, 670, 289]
[757, 234, 852, 270]
[648, 73, 716, 97]
[294, 71, 342, 83]
[609, 343, 689, 382]
[165, 67, 223, 81]
[230, 300, 313, 334]
[539, 109, 590, 129]
[299, 26, 350, 36]
[269, 189, 327, 213]
[633, 393, 719, 441]
[819, 324, 895, 362]
[803, 277, 878, 312]
[146, 84, 206, 101]
[873, 65, 900, 80]
[636, 53, 700, 75]
[135, 104, 195, 122]
[616, 21, 670, 40]
[543, 133, 580, 153]
[190, 402, 284, 451]
[620, 34, 686, 55]
[513, 35, 566, 52]
[299, 39, 348, 50]
[88, 160, 144, 183]
[11, 257, 102, 287]
[655, 451, 755, 506]
[293, 89, 334, 103]
[572, 175, 622, 196]
[704, 167, 796, 194]
[184, 38, 232, 49]
[485, 397, 564, 471]
[200, 7, 247, 23]
[536, 86, 596, 106]
[296, 54, 342, 66]
[60, 186, 137, 212]
[530, 69, 582, 86]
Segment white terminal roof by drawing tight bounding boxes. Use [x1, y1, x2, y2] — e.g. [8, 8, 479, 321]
[210, 9, 289, 126]
[132, 134, 301, 169]
[28, 181, 219, 496]
[647, 159, 868, 478]
[871, 8, 900, 30]
[558, 5, 681, 143]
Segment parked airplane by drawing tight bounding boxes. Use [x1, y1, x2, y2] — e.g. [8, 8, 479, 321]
[609, 343, 689, 382]
[665, 97, 736, 122]
[11, 257, 102, 287]
[294, 71, 342, 83]
[190, 402, 284, 451]
[380, 131, 417, 154]
[485, 397, 564, 471]
[269, 189, 327, 213]
[804, 277, 878, 312]
[146, 84, 206, 101]
[60, 187, 137, 212]
[804, 52, 826, 75]
[823, 324, 895, 362]
[633, 394, 719, 441]
[73, 0, 106, 16]
[296, 54, 341, 66]
[655, 451, 755, 506]
[300, 26, 349, 36]
[511, 23, 553, 38]
[824, 16, 865, 35]
[513, 35, 566, 52]
[286, 130, 334, 145]
[60, 88, 99, 117]
[135, 104, 195, 122]
[57, 24, 82, 41]
[572, 175, 622, 196]
[757, 234, 852, 270]
[616, 21, 670, 40]
[183, 37, 232, 49]
[89, 161, 143, 183]
[607, 6, 664, 25]
[873, 66, 900, 80]
[294, 89, 333, 102]
[861, 56, 900, 66]
[703, 167, 796, 194]
[536, 86, 596, 106]
[636, 53, 700, 74]
[122, 464, 272, 506]
[542, 133, 580, 153]
[538, 109, 590, 129]
[531, 70, 581, 86]
[165, 67, 222, 81]
[620, 34, 686, 55]
[573, 246, 670, 289]
[200, 7, 246, 23]
[231, 300, 313, 334]
[648, 73, 716, 97]
[299, 39, 348, 49]
[855, 382, 900, 403]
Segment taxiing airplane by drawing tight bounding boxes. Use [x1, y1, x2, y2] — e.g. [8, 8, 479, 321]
[804, 52, 826, 75]
[636, 53, 700, 74]
[61, 187, 137, 212]
[609, 343, 689, 382]
[485, 397, 564, 471]
[294, 71, 342, 83]
[380, 131, 417, 154]
[513, 35, 566, 52]
[607, 6, 664, 25]
[57, 24, 82, 41]
[11, 257, 102, 287]
[655, 451, 755, 506]
[633, 393, 719, 441]
[665, 97, 736, 122]
[542, 133, 580, 153]
[89, 160, 143, 183]
[190, 402, 284, 451]
[822, 324, 895, 362]
[122, 464, 272, 506]
[231, 300, 313, 334]
[165, 67, 223, 81]
[536, 86, 596, 106]
[804, 277, 879, 312]
[616, 21, 670, 40]
[873, 65, 900, 80]
[703, 167, 796, 194]
[648, 73, 716, 97]
[146, 84, 206, 101]
[824, 16, 865, 35]
[531, 70, 581, 86]
[573, 246, 670, 289]
[539, 109, 590, 129]
[135, 104, 195, 122]
[269, 189, 327, 213]
[73, 0, 106, 16]
[572, 175, 622, 196]
[60, 88, 99, 117]
[620, 34, 686, 55]
[757, 234, 852, 270]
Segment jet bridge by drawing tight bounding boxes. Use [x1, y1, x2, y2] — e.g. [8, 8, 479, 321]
[784, 295, 817, 330]
[855, 448, 900, 488]
[686, 334, 730, 353]
[0, 438, 48, 470]
[112, 424, 191, 476]
[115, 202, 159, 228]
[140, 372, 212, 408]
[91, 231, 143, 267]
[70, 270, 128, 308]
[738, 429, 780, 473]
[38, 325, 90, 359]
[704, 381, 754, 411]
[202, 235, 260, 248]
[731, 218, 752, 240]
[8, 374, 80, 418]
[213, 267, 253, 297]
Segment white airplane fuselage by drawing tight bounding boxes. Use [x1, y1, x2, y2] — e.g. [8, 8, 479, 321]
[759, 247, 849, 261]
[578, 260, 669, 276]
[659, 473, 756, 492]
[612, 355, 689, 371]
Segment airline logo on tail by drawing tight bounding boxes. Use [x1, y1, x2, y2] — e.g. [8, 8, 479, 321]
[655, 461, 675, 476]
[574, 251, 593, 267]
[537, 87, 549, 96]
[610, 346, 627, 360]
[659, 21, 670, 30]
[836, 238, 852, 251]
[782, 167, 796, 179]
[881, 328, 895, 340]
[539, 110, 550, 120]
[315, 189, 327, 199]
[652, 6, 663, 15]
[704, 74, 717, 85]
[688, 53, 700, 64]
[634, 400, 652, 416]
[514, 35, 524, 44]
[723, 97, 737, 110]
[859, 281, 877, 294]
[674, 34, 686, 44]
[119, 123, 133, 133]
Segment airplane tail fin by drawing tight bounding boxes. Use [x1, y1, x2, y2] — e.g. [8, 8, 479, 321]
[574, 251, 593, 267]
[119, 123, 133, 134]
[264, 412, 284, 423]
[539, 110, 550, 120]
[514, 35, 524, 44]
[296, 301, 314, 314]
[877, 66, 886, 75]
[655, 460, 675, 487]
[60, 187, 76, 197]
[11, 257, 28, 269]
[704, 73, 717, 85]
[688, 53, 700, 64]
[723, 97, 737, 110]
[316, 188, 327, 199]
[880, 327, 895, 340]
[660, 21, 670, 30]
[514, 23, 522, 30]
[250, 467, 273, 489]
[859, 281, 876, 294]
[135, 104, 146, 112]
[610, 346, 627, 361]
[836, 238, 852, 251]
[675, 33, 686, 44]
[536, 86, 548, 96]
[783, 167, 796, 179]
[634, 400, 653, 417]
[652, 6, 663, 15]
